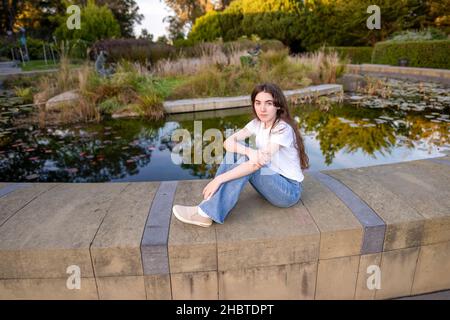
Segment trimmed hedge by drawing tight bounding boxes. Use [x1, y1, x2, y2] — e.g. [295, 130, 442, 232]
[327, 46, 373, 64]
[372, 40, 450, 69]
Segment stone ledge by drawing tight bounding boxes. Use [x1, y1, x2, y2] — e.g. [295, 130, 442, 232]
[163, 84, 343, 114]
[347, 64, 450, 84]
[0, 157, 449, 299]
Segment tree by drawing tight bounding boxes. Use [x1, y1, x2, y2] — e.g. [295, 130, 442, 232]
[163, 0, 226, 39]
[189, 0, 450, 51]
[429, 0, 450, 33]
[0, 0, 23, 33]
[164, 15, 186, 40]
[189, 0, 304, 48]
[53, 0, 144, 38]
[54, 0, 121, 43]
[1, 0, 142, 38]
[139, 28, 153, 41]
[0, 1, 67, 38]
[156, 35, 169, 44]
[96, 0, 143, 37]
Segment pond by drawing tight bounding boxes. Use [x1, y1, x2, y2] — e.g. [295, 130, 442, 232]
[0, 79, 449, 182]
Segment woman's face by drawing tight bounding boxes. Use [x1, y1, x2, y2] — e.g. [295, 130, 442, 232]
[254, 91, 278, 125]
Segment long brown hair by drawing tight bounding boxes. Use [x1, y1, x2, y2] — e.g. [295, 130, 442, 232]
[250, 83, 309, 169]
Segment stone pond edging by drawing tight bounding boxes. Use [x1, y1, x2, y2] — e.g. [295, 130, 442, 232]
[163, 84, 343, 114]
[347, 64, 450, 85]
[0, 156, 449, 299]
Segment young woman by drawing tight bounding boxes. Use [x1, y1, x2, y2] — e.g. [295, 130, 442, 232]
[172, 82, 309, 227]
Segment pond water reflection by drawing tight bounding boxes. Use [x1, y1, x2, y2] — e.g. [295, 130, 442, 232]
[0, 102, 448, 182]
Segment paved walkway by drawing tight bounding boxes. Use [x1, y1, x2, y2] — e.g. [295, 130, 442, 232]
[0, 155, 449, 299]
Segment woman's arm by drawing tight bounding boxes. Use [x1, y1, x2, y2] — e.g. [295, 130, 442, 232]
[216, 161, 261, 184]
[223, 128, 254, 157]
[202, 141, 282, 200]
[217, 141, 281, 184]
[202, 160, 262, 200]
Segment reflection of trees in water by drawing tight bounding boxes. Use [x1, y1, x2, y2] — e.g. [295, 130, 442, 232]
[292, 104, 449, 165]
[2, 103, 447, 182]
[292, 105, 396, 165]
[0, 119, 163, 182]
[405, 115, 449, 147]
[316, 119, 396, 164]
[169, 113, 254, 179]
[0, 111, 255, 182]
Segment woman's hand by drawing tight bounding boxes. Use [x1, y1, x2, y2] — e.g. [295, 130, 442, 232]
[202, 177, 222, 200]
[247, 148, 271, 167]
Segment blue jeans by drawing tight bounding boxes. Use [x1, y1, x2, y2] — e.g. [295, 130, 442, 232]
[198, 150, 302, 224]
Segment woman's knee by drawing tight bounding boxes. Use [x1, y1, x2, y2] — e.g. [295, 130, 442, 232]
[269, 193, 301, 208]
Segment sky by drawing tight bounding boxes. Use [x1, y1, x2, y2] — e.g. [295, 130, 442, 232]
[134, 0, 175, 39]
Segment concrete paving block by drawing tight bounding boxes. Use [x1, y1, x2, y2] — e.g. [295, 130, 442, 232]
[311, 171, 385, 254]
[145, 274, 172, 300]
[412, 241, 450, 295]
[97, 276, 146, 300]
[0, 183, 58, 226]
[0, 183, 128, 279]
[216, 183, 320, 271]
[363, 161, 450, 245]
[407, 159, 450, 179]
[171, 271, 218, 300]
[301, 174, 363, 259]
[169, 180, 217, 273]
[91, 182, 159, 277]
[0, 278, 98, 299]
[91, 247, 144, 278]
[354, 253, 382, 300]
[315, 255, 360, 300]
[218, 262, 317, 300]
[375, 247, 420, 300]
[327, 168, 425, 251]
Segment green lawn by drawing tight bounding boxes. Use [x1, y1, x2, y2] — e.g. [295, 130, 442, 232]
[19, 60, 82, 72]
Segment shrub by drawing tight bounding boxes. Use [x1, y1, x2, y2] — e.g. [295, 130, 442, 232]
[372, 40, 450, 69]
[24, 38, 45, 60]
[327, 47, 373, 64]
[387, 28, 448, 42]
[259, 39, 287, 52]
[189, 11, 222, 42]
[90, 39, 176, 65]
[14, 87, 33, 103]
[188, 0, 301, 48]
[174, 38, 286, 59]
[290, 49, 347, 84]
[167, 48, 344, 99]
[259, 49, 290, 67]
